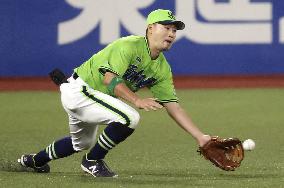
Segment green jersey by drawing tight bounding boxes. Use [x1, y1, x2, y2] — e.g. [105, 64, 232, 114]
[74, 35, 178, 103]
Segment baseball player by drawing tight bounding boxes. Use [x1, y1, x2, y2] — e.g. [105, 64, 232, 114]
[18, 9, 211, 177]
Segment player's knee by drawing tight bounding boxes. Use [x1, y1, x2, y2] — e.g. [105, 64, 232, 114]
[128, 110, 140, 129]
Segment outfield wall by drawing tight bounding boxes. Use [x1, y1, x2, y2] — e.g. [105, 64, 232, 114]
[1, 0, 284, 77]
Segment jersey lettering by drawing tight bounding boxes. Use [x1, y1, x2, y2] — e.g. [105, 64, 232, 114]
[123, 64, 156, 90]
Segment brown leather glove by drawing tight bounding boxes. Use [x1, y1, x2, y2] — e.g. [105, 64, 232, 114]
[198, 136, 244, 171]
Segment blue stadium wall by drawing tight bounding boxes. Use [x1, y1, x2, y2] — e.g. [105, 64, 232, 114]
[1, 0, 284, 77]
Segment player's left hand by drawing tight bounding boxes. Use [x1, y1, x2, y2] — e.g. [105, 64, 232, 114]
[134, 98, 163, 111]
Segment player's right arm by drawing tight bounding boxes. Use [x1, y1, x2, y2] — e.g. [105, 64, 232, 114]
[103, 72, 163, 111]
[164, 102, 211, 146]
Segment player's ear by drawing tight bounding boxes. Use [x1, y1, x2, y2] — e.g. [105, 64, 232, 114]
[147, 24, 153, 34]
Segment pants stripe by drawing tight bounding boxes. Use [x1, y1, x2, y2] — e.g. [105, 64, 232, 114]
[81, 86, 131, 126]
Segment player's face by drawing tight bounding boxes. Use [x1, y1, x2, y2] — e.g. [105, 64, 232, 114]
[151, 24, 177, 51]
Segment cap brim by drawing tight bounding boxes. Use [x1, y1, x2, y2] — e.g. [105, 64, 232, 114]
[157, 20, 185, 30]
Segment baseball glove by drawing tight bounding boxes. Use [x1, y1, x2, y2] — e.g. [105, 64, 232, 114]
[198, 136, 244, 171]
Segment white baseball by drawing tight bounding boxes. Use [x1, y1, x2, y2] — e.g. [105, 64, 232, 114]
[242, 139, 256, 151]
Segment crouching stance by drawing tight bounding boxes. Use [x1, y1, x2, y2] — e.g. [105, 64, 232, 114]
[18, 9, 211, 177]
[19, 73, 140, 177]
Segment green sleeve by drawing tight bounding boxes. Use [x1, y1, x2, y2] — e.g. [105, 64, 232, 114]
[98, 42, 133, 76]
[149, 72, 178, 104]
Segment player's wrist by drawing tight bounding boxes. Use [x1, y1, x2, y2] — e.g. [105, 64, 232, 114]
[133, 98, 141, 107]
[197, 134, 211, 147]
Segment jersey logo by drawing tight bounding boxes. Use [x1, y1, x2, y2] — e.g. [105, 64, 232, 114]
[123, 64, 156, 90]
[135, 56, 141, 63]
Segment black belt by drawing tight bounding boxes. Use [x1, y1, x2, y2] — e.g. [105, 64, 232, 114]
[73, 72, 79, 80]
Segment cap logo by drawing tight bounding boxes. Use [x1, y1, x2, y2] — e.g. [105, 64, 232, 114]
[168, 12, 175, 20]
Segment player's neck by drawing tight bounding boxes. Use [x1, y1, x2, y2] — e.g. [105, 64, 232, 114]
[150, 49, 160, 60]
[147, 36, 161, 60]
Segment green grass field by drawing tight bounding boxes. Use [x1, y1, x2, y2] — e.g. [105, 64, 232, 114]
[0, 89, 283, 188]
